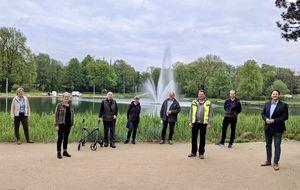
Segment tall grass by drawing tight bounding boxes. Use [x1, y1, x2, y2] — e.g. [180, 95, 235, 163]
[0, 112, 299, 143]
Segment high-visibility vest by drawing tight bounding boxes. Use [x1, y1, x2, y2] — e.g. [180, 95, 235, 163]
[191, 100, 211, 124]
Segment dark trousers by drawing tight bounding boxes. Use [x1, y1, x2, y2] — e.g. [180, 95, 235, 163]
[161, 118, 175, 141]
[127, 121, 139, 141]
[220, 117, 237, 145]
[103, 121, 116, 144]
[14, 113, 30, 141]
[191, 123, 207, 155]
[265, 130, 282, 164]
[57, 124, 71, 152]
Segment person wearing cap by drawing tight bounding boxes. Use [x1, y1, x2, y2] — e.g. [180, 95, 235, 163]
[159, 91, 181, 145]
[10, 87, 34, 144]
[124, 96, 141, 144]
[54, 92, 74, 159]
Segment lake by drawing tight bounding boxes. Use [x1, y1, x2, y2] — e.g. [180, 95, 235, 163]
[1, 97, 299, 116]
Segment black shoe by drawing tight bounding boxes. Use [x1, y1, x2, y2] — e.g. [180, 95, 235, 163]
[188, 153, 196, 157]
[104, 143, 109, 147]
[228, 144, 233, 148]
[63, 151, 71, 157]
[57, 152, 62, 159]
[216, 142, 224, 146]
[110, 144, 116, 148]
[124, 140, 129, 144]
[132, 140, 136, 144]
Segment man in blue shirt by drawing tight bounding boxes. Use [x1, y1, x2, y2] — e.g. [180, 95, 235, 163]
[261, 90, 288, 171]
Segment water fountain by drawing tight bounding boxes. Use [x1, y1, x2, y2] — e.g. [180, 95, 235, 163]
[143, 47, 179, 115]
[144, 47, 177, 104]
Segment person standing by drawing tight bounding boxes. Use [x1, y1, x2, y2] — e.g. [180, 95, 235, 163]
[124, 96, 141, 144]
[261, 90, 288, 171]
[159, 91, 181, 145]
[10, 87, 34, 144]
[188, 90, 213, 159]
[54, 92, 74, 159]
[99, 91, 118, 148]
[216, 90, 242, 148]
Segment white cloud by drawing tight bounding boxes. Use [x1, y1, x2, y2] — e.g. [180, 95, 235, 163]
[0, 0, 299, 71]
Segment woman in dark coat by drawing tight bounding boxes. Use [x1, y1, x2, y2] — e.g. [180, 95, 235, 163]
[124, 96, 141, 144]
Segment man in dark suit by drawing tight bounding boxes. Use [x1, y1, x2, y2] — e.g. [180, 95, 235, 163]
[261, 90, 288, 171]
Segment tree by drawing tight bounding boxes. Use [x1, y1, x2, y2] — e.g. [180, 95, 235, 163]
[113, 60, 136, 93]
[87, 59, 117, 91]
[207, 65, 233, 98]
[276, 0, 300, 41]
[81, 54, 95, 91]
[276, 67, 296, 94]
[64, 58, 85, 91]
[237, 60, 263, 99]
[0, 27, 36, 92]
[190, 55, 224, 91]
[270, 79, 290, 94]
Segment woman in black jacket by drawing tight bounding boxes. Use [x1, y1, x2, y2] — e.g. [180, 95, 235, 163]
[124, 96, 141, 144]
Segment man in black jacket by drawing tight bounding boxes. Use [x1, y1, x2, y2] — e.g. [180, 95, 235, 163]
[159, 91, 181, 145]
[216, 90, 242, 148]
[99, 91, 118, 148]
[261, 90, 288, 171]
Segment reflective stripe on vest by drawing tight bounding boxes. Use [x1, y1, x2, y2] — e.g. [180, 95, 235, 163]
[191, 100, 211, 124]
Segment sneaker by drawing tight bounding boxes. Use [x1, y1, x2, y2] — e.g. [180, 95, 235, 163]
[57, 152, 62, 159]
[216, 142, 224, 146]
[159, 140, 165, 144]
[199, 154, 205, 159]
[16, 140, 21, 145]
[228, 144, 233, 148]
[104, 143, 109, 147]
[63, 151, 71, 157]
[27, 140, 34, 143]
[110, 144, 116, 148]
[168, 140, 173, 145]
[188, 153, 196, 157]
[132, 141, 136, 144]
[124, 140, 129, 144]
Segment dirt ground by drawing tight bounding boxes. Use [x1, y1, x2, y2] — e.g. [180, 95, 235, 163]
[0, 141, 299, 190]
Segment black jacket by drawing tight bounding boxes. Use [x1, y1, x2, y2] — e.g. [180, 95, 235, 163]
[99, 99, 118, 121]
[160, 98, 181, 122]
[224, 98, 242, 118]
[261, 100, 288, 134]
[127, 101, 141, 122]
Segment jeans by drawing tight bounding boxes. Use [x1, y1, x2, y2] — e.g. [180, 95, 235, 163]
[265, 130, 282, 164]
[220, 117, 237, 145]
[127, 121, 139, 141]
[57, 124, 71, 152]
[191, 123, 207, 155]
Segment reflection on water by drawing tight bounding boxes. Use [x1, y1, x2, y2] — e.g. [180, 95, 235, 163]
[0, 97, 299, 116]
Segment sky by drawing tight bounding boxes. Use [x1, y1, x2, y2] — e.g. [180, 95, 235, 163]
[1, 0, 300, 72]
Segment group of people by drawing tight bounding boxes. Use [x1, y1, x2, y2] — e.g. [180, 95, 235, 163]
[10, 88, 289, 170]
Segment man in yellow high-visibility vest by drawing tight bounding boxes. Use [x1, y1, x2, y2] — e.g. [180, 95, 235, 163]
[188, 90, 213, 159]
